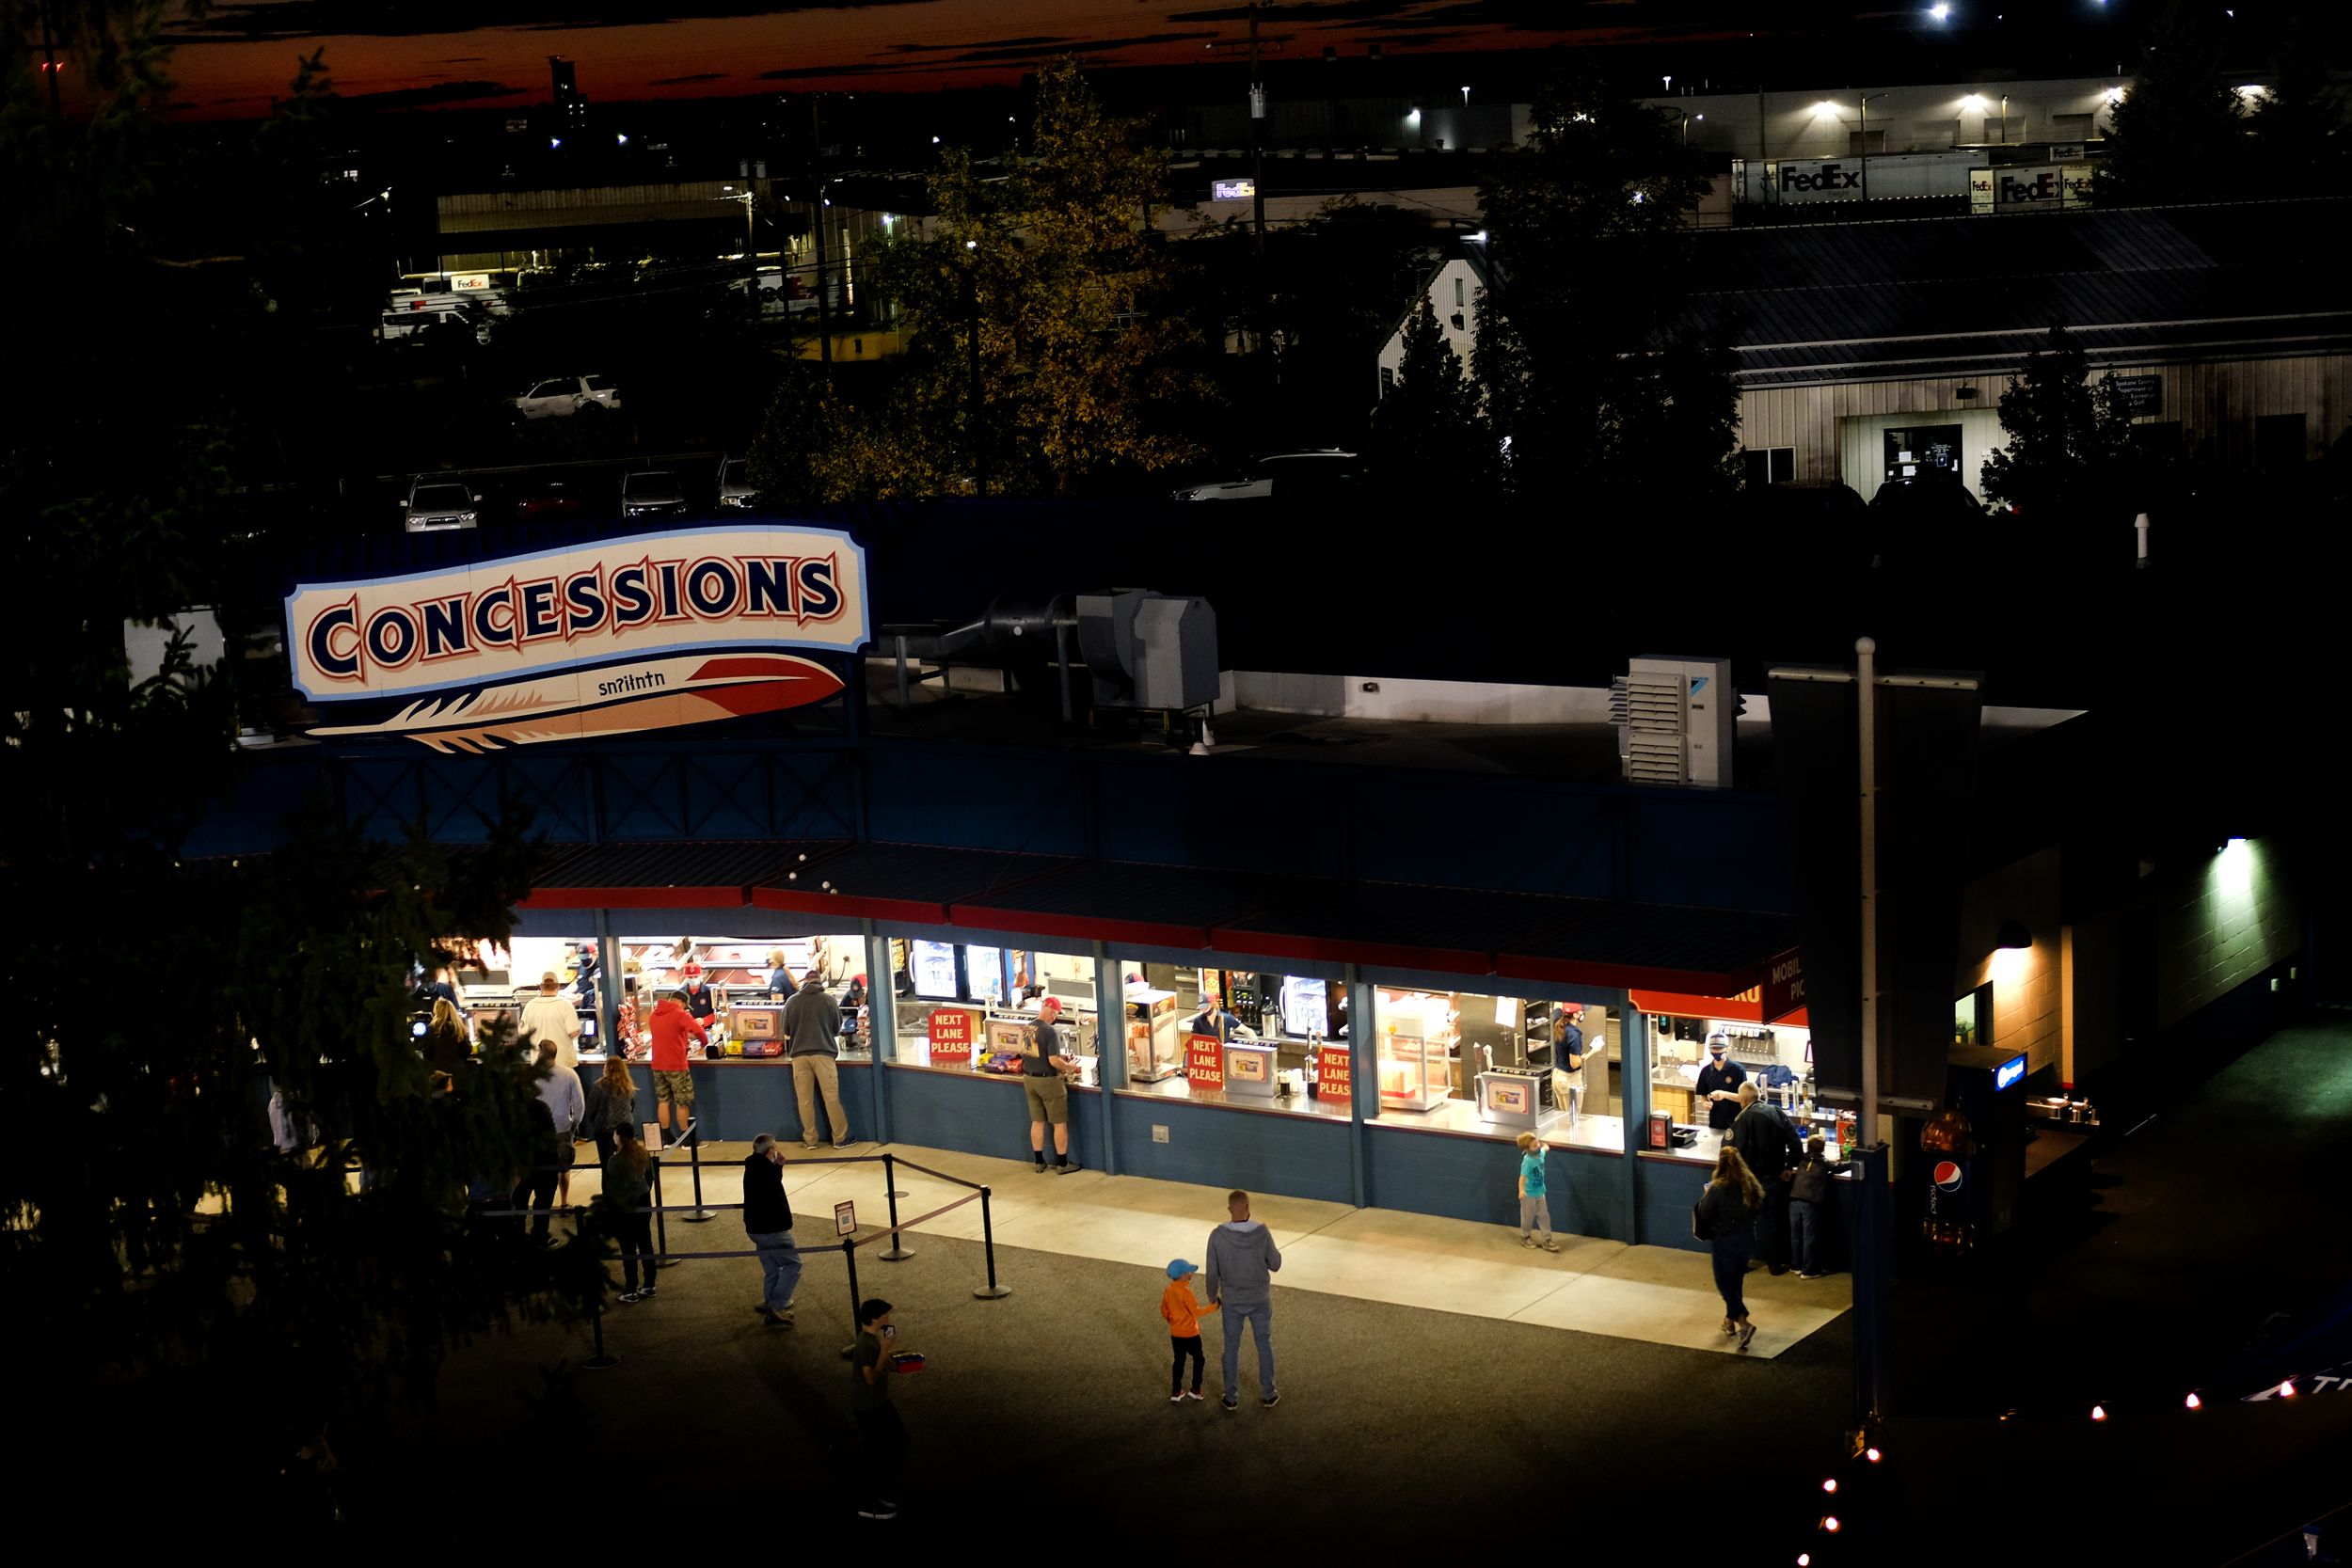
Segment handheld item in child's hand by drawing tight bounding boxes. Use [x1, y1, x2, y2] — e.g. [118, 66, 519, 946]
[888, 1351, 927, 1374]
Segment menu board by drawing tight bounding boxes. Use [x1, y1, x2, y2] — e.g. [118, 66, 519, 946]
[912, 940, 960, 1000]
[1279, 975, 1328, 1038]
[965, 945, 1005, 1005]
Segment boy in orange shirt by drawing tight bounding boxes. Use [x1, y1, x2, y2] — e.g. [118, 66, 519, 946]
[1160, 1259, 1220, 1403]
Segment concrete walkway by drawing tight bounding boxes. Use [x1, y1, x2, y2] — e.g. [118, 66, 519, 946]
[619, 1136, 1852, 1360]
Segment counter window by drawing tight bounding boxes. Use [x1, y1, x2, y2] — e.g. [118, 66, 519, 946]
[1644, 1005, 1836, 1163]
[1370, 988, 1623, 1150]
[894, 947, 1098, 1080]
[1103, 963, 1349, 1121]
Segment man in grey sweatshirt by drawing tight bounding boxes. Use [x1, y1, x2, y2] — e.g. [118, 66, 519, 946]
[1202, 1188, 1283, 1411]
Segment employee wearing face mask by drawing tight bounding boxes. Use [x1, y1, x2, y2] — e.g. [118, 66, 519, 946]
[1694, 1033, 1748, 1132]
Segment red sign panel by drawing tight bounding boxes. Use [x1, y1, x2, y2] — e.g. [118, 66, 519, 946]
[1316, 1042, 1352, 1101]
[1760, 947, 1805, 1023]
[928, 1008, 974, 1068]
[1184, 1035, 1226, 1092]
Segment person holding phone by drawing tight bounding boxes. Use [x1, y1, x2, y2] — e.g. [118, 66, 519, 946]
[850, 1298, 909, 1520]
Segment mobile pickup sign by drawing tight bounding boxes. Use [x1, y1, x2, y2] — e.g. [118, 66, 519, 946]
[286, 524, 868, 751]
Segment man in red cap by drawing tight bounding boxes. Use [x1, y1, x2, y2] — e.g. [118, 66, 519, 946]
[1022, 997, 1083, 1173]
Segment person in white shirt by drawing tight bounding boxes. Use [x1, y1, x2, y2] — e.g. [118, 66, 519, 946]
[518, 973, 585, 1203]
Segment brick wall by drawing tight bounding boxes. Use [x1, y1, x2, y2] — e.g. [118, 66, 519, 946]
[2155, 837, 2299, 1033]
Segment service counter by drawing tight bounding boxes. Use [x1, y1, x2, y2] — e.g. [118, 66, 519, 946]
[581, 1050, 876, 1147]
[882, 1058, 1103, 1164]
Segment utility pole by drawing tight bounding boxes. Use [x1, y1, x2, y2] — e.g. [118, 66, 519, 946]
[1248, 4, 1265, 255]
[807, 95, 834, 380]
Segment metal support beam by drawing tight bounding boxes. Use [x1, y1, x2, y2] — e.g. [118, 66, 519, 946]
[1347, 966, 1375, 1209]
[864, 919, 895, 1148]
[1093, 940, 1123, 1174]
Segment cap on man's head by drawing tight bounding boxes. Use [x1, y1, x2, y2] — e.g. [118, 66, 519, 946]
[1039, 996, 1062, 1013]
[540, 971, 561, 989]
[1708, 1035, 1729, 1053]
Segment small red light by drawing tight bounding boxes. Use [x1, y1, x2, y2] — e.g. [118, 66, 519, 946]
[1865, 1447, 1883, 1463]
[1822, 1478, 1838, 1494]
[1821, 1515, 1841, 1533]
[2280, 1381, 2297, 1398]
[2090, 1404, 2106, 1420]
[2184, 1392, 2201, 1410]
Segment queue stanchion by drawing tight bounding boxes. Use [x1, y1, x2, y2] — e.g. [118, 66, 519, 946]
[680, 1119, 718, 1223]
[879, 1152, 913, 1262]
[652, 1150, 674, 1267]
[973, 1183, 1010, 1300]
[840, 1235, 862, 1358]
[584, 1290, 619, 1370]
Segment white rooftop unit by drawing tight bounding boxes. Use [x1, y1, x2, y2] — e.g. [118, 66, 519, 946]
[1612, 656, 1738, 789]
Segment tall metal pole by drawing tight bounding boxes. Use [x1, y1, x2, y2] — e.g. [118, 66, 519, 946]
[808, 96, 834, 380]
[1858, 95, 1869, 203]
[967, 260, 985, 498]
[1857, 635, 1880, 1149]
[1248, 5, 1266, 255]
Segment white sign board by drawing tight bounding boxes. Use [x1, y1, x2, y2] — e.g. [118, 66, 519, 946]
[286, 524, 869, 751]
[1211, 178, 1257, 201]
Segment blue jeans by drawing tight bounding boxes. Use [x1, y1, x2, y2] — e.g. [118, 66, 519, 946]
[748, 1228, 803, 1311]
[1789, 1198, 1820, 1275]
[1709, 1230, 1754, 1321]
[1220, 1300, 1276, 1400]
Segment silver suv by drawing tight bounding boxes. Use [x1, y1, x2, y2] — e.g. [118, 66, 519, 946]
[716, 456, 759, 510]
[621, 469, 688, 520]
[402, 477, 480, 531]
[509, 374, 622, 420]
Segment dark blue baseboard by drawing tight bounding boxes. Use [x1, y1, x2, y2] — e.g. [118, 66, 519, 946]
[881, 1064, 1098, 1167]
[1367, 1127, 1632, 1241]
[1107, 1095, 1354, 1203]
[619, 1058, 875, 1146]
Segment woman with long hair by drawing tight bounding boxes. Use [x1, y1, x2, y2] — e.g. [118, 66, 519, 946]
[584, 1053, 639, 1170]
[423, 997, 470, 1087]
[605, 1132, 658, 1304]
[1697, 1145, 1767, 1350]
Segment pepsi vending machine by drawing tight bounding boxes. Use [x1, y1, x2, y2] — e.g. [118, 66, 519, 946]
[1931, 1044, 2028, 1247]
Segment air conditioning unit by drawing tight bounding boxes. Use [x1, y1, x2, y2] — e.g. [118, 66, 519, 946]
[1611, 656, 1738, 788]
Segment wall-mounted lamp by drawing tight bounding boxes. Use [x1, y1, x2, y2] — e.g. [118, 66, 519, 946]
[1995, 919, 2033, 951]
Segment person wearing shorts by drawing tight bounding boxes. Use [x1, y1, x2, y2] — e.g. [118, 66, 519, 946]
[646, 990, 708, 1149]
[1023, 997, 1080, 1173]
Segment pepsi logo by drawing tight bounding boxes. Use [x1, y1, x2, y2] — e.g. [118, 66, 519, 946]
[1933, 1161, 1964, 1192]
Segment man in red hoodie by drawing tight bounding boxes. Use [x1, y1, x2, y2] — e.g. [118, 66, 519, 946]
[648, 989, 708, 1149]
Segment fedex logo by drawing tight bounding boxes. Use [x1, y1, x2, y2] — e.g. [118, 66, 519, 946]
[1780, 162, 1861, 193]
[1999, 171, 2061, 203]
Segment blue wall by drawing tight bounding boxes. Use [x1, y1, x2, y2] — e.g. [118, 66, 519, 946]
[1366, 1130, 1634, 1241]
[619, 1058, 875, 1147]
[882, 1066, 1099, 1167]
[1635, 1156, 1713, 1254]
[1106, 1095, 1355, 1204]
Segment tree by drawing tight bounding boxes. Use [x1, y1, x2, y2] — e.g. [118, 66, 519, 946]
[1369, 297, 1492, 499]
[755, 56, 1212, 499]
[2246, 11, 2351, 196]
[1979, 324, 2139, 515]
[3, 8, 568, 1519]
[1472, 68, 1739, 513]
[2094, 0, 2249, 206]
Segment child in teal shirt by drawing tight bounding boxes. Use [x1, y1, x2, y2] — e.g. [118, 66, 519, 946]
[1516, 1132, 1559, 1252]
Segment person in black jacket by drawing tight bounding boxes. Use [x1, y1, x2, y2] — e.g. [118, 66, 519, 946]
[1696, 1147, 1764, 1350]
[1694, 1035, 1747, 1131]
[742, 1134, 802, 1326]
[1729, 1083, 1806, 1274]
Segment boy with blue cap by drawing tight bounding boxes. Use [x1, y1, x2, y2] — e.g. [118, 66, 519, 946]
[1159, 1259, 1219, 1403]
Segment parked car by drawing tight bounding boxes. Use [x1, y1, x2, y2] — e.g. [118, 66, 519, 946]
[401, 477, 480, 532]
[621, 469, 689, 521]
[1739, 481, 1872, 562]
[716, 456, 759, 510]
[512, 481, 584, 523]
[1170, 450, 1362, 500]
[509, 374, 623, 420]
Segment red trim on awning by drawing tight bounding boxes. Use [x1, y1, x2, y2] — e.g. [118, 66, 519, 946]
[752, 885, 948, 926]
[1210, 927, 1495, 976]
[522, 885, 748, 911]
[954, 904, 1210, 952]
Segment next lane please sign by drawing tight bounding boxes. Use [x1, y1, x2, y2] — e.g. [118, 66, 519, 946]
[928, 1008, 974, 1068]
[1316, 1042, 1352, 1101]
[1184, 1034, 1226, 1091]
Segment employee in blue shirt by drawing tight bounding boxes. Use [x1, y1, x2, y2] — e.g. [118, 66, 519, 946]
[1695, 1034, 1748, 1131]
[1192, 995, 1249, 1041]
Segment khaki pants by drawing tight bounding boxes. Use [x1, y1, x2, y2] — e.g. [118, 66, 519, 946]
[792, 1053, 849, 1146]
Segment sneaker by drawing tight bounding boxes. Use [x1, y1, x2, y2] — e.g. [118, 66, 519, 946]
[1520, 1236, 1536, 1248]
[1184, 1390, 1205, 1402]
[834, 1137, 860, 1148]
[639, 1285, 657, 1299]
[766, 1312, 794, 1330]
[1263, 1392, 1281, 1409]
[1034, 1160, 1047, 1173]
[1170, 1392, 1184, 1403]
[803, 1142, 821, 1151]
[777, 1297, 798, 1313]
[1737, 1322, 1757, 1352]
[1543, 1240, 1561, 1253]
[1053, 1160, 1081, 1175]
[1222, 1397, 1238, 1413]
[856, 1505, 898, 1520]
[1769, 1264, 1788, 1276]
[1799, 1271, 1827, 1280]
[618, 1291, 644, 1305]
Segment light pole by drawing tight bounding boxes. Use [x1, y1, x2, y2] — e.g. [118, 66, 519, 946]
[1999, 93, 2009, 145]
[1858, 92, 1889, 201]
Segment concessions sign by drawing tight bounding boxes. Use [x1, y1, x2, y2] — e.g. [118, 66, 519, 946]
[928, 1008, 974, 1068]
[1315, 1042, 1352, 1101]
[286, 524, 868, 751]
[1184, 1035, 1226, 1091]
